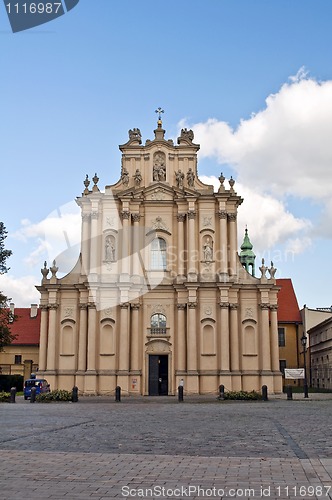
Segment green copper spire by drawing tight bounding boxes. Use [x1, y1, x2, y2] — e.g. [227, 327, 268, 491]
[240, 227, 256, 276]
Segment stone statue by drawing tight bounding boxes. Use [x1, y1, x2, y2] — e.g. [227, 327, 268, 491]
[153, 152, 166, 181]
[133, 169, 142, 187]
[128, 128, 141, 141]
[259, 258, 267, 278]
[175, 169, 184, 188]
[105, 236, 116, 262]
[181, 128, 194, 141]
[187, 167, 195, 187]
[121, 167, 129, 187]
[203, 238, 213, 261]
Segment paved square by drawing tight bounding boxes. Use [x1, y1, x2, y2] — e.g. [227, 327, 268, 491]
[1, 395, 331, 499]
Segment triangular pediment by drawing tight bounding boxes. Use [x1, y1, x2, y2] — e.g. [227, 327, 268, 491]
[142, 183, 176, 201]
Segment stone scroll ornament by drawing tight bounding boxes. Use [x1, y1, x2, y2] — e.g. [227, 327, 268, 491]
[4, 0, 79, 33]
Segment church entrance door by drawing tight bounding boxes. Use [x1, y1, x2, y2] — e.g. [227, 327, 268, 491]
[148, 355, 168, 396]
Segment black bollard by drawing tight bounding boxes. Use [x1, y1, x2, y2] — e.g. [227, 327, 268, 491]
[10, 387, 16, 403]
[218, 384, 225, 400]
[30, 386, 36, 403]
[115, 386, 121, 402]
[262, 385, 268, 401]
[72, 386, 79, 403]
[178, 385, 184, 402]
[286, 385, 293, 400]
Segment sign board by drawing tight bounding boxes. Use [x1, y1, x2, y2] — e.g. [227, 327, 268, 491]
[284, 368, 305, 379]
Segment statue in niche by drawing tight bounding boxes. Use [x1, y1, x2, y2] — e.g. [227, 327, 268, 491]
[105, 235, 116, 262]
[133, 169, 142, 187]
[153, 152, 166, 181]
[175, 169, 184, 188]
[121, 167, 129, 187]
[187, 167, 195, 187]
[203, 237, 213, 262]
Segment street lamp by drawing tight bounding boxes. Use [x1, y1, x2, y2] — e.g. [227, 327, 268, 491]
[301, 334, 309, 398]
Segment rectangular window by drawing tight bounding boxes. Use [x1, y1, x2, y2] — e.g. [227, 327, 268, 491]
[278, 327, 285, 347]
[279, 359, 287, 375]
[14, 355, 22, 365]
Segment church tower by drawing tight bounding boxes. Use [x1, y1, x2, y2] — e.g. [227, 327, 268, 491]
[37, 114, 282, 395]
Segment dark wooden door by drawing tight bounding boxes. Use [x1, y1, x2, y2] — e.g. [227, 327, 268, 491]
[148, 355, 168, 395]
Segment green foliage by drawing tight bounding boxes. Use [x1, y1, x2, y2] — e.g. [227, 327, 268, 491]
[0, 222, 16, 352]
[223, 390, 263, 400]
[36, 389, 72, 402]
[0, 391, 11, 403]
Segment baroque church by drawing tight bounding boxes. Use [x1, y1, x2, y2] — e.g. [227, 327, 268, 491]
[37, 115, 282, 395]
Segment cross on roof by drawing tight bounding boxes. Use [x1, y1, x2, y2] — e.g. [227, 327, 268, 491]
[155, 107, 164, 120]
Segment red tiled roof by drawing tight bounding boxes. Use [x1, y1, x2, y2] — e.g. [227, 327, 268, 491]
[276, 278, 302, 323]
[10, 308, 40, 345]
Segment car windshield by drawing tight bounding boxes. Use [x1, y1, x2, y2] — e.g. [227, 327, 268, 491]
[25, 380, 44, 388]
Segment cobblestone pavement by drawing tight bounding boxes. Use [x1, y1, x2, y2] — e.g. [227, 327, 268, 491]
[1, 396, 331, 499]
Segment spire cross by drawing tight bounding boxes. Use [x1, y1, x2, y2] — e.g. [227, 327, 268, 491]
[155, 107, 164, 120]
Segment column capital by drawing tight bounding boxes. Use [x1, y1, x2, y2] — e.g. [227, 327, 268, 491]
[177, 303, 187, 310]
[82, 213, 91, 221]
[91, 211, 99, 220]
[131, 213, 141, 223]
[188, 301, 197, 309]
[227, 213, 237, 222]
[229, 303, 238, 310]
[39, 304, 49, 311]
[218, 210, 227, 219]
[177, 213, 186, 222]
[219, 302, 229, 309]
[270, 304, 278, 311]
[187, 211, 196, 220]
[121, 211, 130, 220]
[131, 303, 140, 310]
[48, 303, 58, 310]
[120, 302, 130, 309]
[260, 303, 270, 310]
[79, 303, 88, 310]
[88, 302, 97, 309]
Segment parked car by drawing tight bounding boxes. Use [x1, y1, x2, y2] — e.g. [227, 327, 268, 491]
[23, 377, 50, 400]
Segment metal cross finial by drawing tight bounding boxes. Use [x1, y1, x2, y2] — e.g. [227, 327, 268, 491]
[155, 107, 164, 120]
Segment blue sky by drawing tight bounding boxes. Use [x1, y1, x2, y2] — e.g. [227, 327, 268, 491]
[1, 0, 332, 309]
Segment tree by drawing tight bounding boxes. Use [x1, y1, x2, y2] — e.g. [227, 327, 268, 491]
[0, 223, 16, 351]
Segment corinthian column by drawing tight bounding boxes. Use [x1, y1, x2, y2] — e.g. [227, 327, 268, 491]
[230, 303, 240, 371]
[176, 303, 187, 371]
[131, 214, 141, 277]
[260, 303, 271, 371]
[187, 301, 197, 372]
[219, 302, 230, 371]
[78, 304, 88, 371]
[177, 214, 186, 276]
[228, 213, 237, 276]
[39, 305, 48, 371]
[130, 303, 140, 371]
[270, 305, 279, 371]
[87, 303, 97, 371]
[187, 211, 197, 275]
[218, 211, 228, 276]
[121, 211, 130, 276]
[46, 304, 58, 371]
[119, 302, 130, 372]
[90, 211, 99, 274]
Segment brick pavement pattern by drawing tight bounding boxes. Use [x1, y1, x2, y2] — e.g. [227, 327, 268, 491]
[1, 396, 331, 499]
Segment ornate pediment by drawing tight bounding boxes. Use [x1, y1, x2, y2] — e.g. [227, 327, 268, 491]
[144, 184, 175, 201]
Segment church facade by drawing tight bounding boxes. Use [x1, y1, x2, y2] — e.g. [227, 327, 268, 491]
[37, 118, 282, 395]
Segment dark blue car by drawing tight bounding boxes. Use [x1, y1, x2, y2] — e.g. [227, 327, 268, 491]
[23, 377, 50, 400]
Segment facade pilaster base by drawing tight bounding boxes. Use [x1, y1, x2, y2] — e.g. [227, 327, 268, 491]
[174, 275, 186, 284]
[117, 372, 130, 394]
[230, 372, 242, 391]
[185, 372, 199, 394]
[75, 373, 85, 394]
[260, 372, 283, 394]
[219, 372, 232, 392]
[84, 371, 98, 395]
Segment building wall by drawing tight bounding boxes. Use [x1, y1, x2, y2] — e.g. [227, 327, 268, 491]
[37, 124, 282, 395]
[0, 345, 39, 376]
[309, 318, 332, 390]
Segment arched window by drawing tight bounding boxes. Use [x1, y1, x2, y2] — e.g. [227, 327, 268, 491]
[151, 313, 166, 334]
[151, 238, 167, 270]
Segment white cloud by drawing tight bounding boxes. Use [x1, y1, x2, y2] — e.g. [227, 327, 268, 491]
[183, 72, 332, 240]
[0, 274, 40, 307]
[200, 175, 310, 253]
